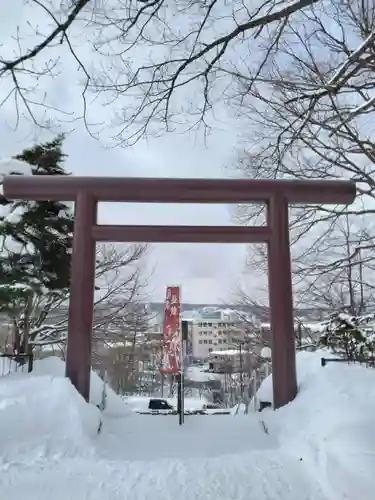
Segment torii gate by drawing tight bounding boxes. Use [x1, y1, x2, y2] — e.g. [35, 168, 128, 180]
[3, 176, 356, 409]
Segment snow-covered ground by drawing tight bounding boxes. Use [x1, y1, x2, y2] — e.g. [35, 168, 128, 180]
[0, 351, 374, 499]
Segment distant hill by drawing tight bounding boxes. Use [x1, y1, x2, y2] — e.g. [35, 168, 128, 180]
[147, 302, 326, 321]
[0, 302, 327, 323]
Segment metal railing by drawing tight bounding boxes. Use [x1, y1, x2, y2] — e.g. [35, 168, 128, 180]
[0, 353, 33, 377]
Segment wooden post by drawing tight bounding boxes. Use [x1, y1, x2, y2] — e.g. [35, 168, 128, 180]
[267, 195, 297, 409]
[65, 192, 97, 402]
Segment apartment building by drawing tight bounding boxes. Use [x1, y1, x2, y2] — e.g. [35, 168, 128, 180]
[191, 307, 248, 361]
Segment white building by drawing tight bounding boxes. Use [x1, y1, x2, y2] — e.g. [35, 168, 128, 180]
[190, 308, 248, 361]
[144, 305, 255, 362]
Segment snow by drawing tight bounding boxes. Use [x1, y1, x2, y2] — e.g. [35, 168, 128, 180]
[0, 157, 32, 177]
[210, 348, 249, 355]
[0, 450, 326, 500]
[1, 356, 129, 415]
[28, 356, 130, 415]
[260, 321, 326, 333]
[1, 203, 27, 223]
[260, 346, 272, 358]
[0, 350, 374, 499]
[97, 412, 274, 461]
[326, 30, 375, 88]
[0, 375, 100, 464]
[320, 313, 375, 363]
[185, 364, 221, 382]
[0, 158, 34, 260]
[257, 350, 375, 500]
[0, 157, 32, 198]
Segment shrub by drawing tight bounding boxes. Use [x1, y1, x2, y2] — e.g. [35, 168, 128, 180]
[320, 313, 375, 366]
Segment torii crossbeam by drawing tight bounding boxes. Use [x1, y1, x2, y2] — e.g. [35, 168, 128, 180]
[3, 176, 356, 409]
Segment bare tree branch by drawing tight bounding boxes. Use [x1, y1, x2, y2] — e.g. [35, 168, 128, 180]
[2, 0, 324, 142]
[226, 0, 375, 310]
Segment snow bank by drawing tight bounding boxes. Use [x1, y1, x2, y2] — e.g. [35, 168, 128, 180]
[0, 374, 100, 464]
[0, 355, 132, 465]
[0, 348, 374, 499]
[258, 350, 375, 500]
[30, 356, 130, 415]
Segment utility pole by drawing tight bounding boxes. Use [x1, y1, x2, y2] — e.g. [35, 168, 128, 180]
[239, 342, 244, 398]
[356, 246, 365, 314]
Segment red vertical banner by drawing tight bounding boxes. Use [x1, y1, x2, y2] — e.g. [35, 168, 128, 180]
[160, 286, 181, 374]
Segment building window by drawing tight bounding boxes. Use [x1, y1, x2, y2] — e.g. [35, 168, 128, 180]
[199, 340, 202, 344]
[208, 348, 213, 352]
[209, 340, 212, 344]
[203, 340, 207, 344]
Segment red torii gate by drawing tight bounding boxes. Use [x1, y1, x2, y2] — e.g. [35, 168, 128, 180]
[3, 176, 356, 409]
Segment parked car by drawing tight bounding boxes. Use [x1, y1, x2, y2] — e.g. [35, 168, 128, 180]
[202, 403, 222, 410]
[148, 398, 175, 412]
[130, 397, 176, 414]
[127, 396, 230, 415]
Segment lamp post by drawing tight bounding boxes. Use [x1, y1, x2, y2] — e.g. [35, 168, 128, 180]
[355, 246, 364, 314]
[227, 339, 246, 399]
[260, 346, 272, 378]
[239, 342, 244, 398]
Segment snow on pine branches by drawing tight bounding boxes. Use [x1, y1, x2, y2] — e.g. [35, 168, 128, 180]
[0, 135, 74, 313]
[0, 136, 74, 358]
[320, 313, 375, 367]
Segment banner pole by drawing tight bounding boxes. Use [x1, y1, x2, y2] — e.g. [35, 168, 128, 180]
[180, 323, 184, 426]
[178, 287, 184, 425]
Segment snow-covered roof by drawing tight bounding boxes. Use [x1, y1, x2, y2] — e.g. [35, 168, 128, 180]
[260, 321, 326, 333]
[209, 349, 250, 356]
[180, 311, 197, 321]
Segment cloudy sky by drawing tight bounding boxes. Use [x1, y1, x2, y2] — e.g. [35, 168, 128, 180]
[1, 114, 259, 302]
[0, 2, 258, 304]
[0, 123, 257, 303]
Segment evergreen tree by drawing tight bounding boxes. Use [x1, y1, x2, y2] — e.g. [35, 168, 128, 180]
[0, 135, 74, 355]
[320, 313, 375, 367]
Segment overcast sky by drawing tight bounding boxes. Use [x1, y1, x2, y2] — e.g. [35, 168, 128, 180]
[0, 1, 271, 304]
[2, 1, 368, 308]
[0, 123, 258, 303]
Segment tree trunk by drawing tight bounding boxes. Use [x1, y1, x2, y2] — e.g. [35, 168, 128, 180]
[17, 294, 34, 370]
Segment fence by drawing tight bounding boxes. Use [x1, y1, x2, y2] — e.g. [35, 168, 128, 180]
[0, 353, 33, 377]
[320, 356, 372, 367]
